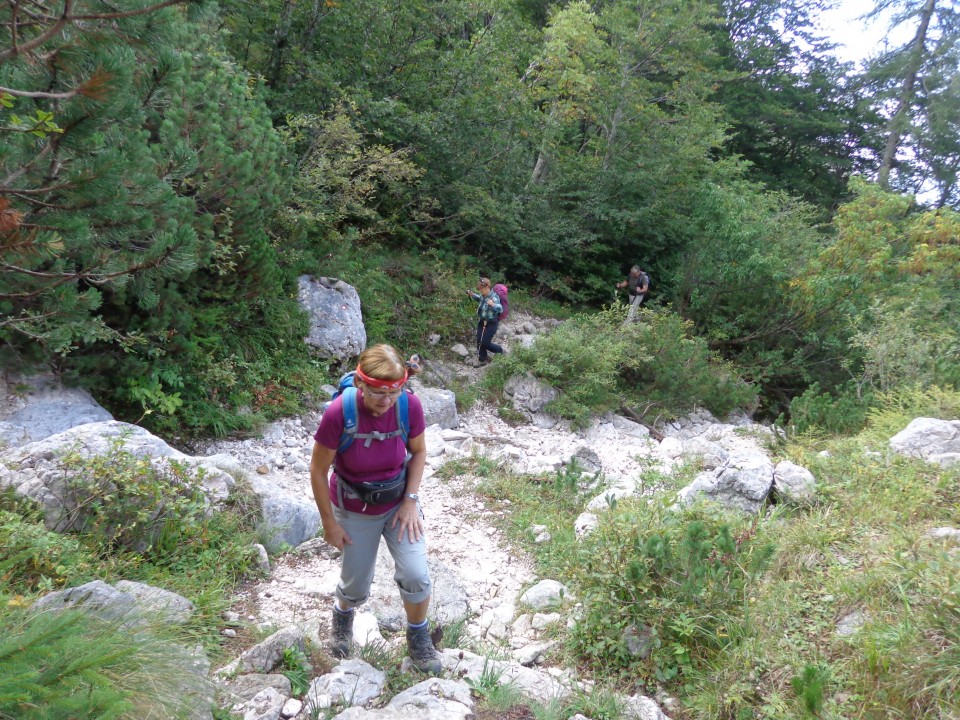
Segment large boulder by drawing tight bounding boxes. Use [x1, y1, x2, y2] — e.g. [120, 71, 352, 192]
[503, 373, 560, 429]
[889, 417, 960, 467]
[676, 454, 774, 514]
[247, 474, 321, 551]
[32, 579, 195, 625]
[772, 460, 816, 504]
[413, 385, 459, 430]
[298, 276, 366, 361]
[0, 372, 113, 449]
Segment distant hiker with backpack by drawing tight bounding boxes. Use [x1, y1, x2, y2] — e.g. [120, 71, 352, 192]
[466, 277, 505, 365]
[309, 344, 441, 673]
[616, 265, 649, 323]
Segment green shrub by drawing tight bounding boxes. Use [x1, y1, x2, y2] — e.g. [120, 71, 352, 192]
[1, 441, 259, 649]
[787, 381, 871, 435]
[56, 437, 210, 555]
[0, 510, 97, 594]
[485, 306, 757, 427]
[567, 501, 774, 683]
[77, 296, 326, 439]
[280, 645, 312, 696]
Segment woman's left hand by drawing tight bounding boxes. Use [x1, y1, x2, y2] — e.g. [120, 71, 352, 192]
[390, 499, 423, 543]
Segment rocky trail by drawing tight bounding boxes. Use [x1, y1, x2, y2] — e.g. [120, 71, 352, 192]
[0, 312, 799, 720]
[196, 314, 772, 720]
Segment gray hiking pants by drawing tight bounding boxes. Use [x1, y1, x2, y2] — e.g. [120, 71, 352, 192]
[333, 502, 432, 608]
[626, 293, 646, 322]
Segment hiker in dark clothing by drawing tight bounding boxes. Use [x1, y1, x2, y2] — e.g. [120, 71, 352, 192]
[466, 277, 503, 364]
[616, 265, 649, 322]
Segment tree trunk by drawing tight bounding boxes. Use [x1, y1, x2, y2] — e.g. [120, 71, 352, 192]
[531, 152, 549, 185]
[878, 0, 936, 189]
[267, 0, 296, 88]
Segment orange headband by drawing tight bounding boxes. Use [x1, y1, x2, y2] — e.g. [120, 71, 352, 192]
[356, 367, 407, 389]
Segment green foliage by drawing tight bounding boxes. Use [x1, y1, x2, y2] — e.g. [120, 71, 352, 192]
[278, 104, 431, 243]
[557, 686, 625, 720]
[710, 0, 869, 209]
[567, 502, 775, 682]
[790, 664, 829, 716]
[850, 296, 959, 394]
[464, 656, 508, 699]
[675, 386, 960, 718]
[280, 645, 312, 696]
[0, 603, 213, 720]
[486, 306, 756, 427]
[787, 382, 870, 436]
[623, 310, 758, 420]
[486, 308, 635, 426]
[785, 183, 960, 424]
[56, 437, 209, 555]
[0, 443, 261, 651]
[82, 295, 325, 438]
[860, 0, 960, 205]
[0, 509, 95, 594]
[0, 4, 321, 437]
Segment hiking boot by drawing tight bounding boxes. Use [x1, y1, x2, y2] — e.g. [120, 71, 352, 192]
[406, 622, 441, 674]
[331, 606, 354, 659]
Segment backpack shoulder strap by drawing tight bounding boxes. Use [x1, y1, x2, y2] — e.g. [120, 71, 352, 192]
[340, 388, 411, 451]
[396, 391, 410, 443]
[338, 387, 359, 453]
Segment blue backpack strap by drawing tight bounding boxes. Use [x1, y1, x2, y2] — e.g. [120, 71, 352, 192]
[396, 391, 410, 443]
[338, 386, 409, 454]
[338, 387, 359, 453]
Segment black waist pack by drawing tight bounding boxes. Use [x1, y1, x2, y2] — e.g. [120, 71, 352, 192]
[343, 470, 407, 505]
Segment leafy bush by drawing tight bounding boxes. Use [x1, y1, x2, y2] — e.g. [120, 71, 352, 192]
[0, 509, 96, 593]
[567, 501, 774, 683]
[850, 298, 958, 394]
[787, 381, 870, 435]
[73, 296, 325, 438]
[0, 440, 261, 644]
[622, 310, 758, 420]
[486, 306, 757, 427]
[486, 308, 634, 426]
[56, 437, 210, 555]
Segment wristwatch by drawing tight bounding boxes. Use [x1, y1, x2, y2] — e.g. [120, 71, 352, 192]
[405, 493, 419, 501]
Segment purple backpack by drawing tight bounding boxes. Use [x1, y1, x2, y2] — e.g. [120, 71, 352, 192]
[492, 283, 509, 320]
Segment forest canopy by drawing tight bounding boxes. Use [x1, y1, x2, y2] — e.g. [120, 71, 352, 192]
[1, 0, 957, 434]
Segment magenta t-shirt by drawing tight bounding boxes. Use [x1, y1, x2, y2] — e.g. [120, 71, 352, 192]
[314, 390, 425, 514]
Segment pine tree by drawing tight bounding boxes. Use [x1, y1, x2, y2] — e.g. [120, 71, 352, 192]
[0, 2, 289, 356]
[2, 3, 307, 433]
[864, 0, 960, 204]
[0, 2, 206, 358]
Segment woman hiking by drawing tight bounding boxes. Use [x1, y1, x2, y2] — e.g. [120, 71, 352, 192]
[309, 344, 441, 673]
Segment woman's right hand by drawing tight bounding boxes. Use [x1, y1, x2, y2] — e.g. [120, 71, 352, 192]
[322, 518, 352, 549]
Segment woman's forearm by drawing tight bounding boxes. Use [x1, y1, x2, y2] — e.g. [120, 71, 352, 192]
[310, 443, 337, 522]
[404, 450, 427, 494]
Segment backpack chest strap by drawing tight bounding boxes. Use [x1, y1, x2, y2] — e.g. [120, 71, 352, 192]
[352, 428, 405, 447]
